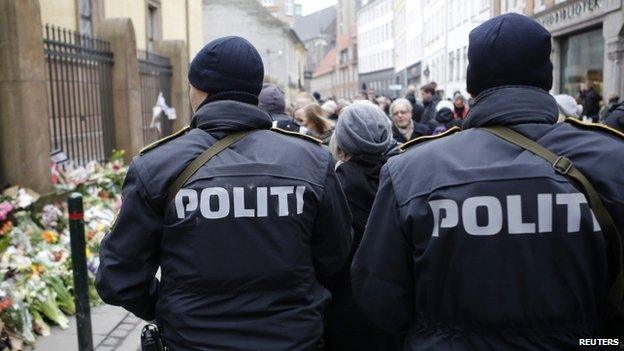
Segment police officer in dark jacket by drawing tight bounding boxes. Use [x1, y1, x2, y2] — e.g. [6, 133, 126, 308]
[352, 14, 624, 350]
[96, 36, 353, 351]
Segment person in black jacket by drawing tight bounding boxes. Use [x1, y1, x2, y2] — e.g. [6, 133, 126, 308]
[389, 98, 431, 143]
[258, 83, 304, 132]
[578, 81, 602, 122]
[352, 14, 624, 350]
[406, 85, 425, 122]
[96, 36, 352, 351]
[326, 101, 402, 351]
[604, 101, 624, 133]
[419, 83, 440, 126]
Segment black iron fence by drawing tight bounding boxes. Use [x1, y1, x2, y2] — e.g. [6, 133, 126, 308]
[43, 25, 116, 165]
[138, 50, 173, 146]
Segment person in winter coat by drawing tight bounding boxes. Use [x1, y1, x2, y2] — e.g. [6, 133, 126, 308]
[258, 83, 303, 132]
[352, 14, 624, 351]
[389, 98, 432, 143]
[432, 100, 455, 134]
[375, 96, 391, 116]
[578, 81, 602, 122]
[326, 102, 403, 351]
[452, 92, 470, 119]
[599, 93, 619, 121]
[419, 83, 440, 125]
[406, 85, 425, 122]
[295, 103, 335, 145]
[96, 36, 352, 351]
[322, 100, 339, 121]
[337, 99, 352, 116]
[604, 101, 624, 133]
[292, 103, 312, 135]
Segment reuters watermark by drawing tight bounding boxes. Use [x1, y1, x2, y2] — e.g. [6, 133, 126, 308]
[579, 338, 620, 347]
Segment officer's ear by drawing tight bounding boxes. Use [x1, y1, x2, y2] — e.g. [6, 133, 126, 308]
[189, 85, 209, 113]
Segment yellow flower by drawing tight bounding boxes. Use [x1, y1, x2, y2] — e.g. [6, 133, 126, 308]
[41, 230, 58, 244]
[85, 247, 92, 259]
[30, 263, 45, 276]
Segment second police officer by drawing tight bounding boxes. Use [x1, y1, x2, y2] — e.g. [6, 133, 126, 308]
[352, 14, 624, 350]
[96, 36, 353, 350]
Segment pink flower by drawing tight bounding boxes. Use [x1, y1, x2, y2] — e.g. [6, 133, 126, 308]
[0, 201, 13, 222]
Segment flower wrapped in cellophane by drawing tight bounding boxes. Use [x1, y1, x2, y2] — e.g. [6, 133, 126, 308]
[0, 152, 128, 349]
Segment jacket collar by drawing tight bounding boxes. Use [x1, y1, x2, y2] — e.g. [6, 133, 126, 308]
[191, 99, 273, 134]
[463, 85, 558, 129]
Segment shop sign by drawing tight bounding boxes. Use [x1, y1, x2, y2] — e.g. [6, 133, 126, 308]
[535, 0, 621, 33]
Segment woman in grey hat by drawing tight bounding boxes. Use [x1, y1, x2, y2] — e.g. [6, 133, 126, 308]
[325, 102, 403, 351]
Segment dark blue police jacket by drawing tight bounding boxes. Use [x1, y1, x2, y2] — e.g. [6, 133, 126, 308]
[96, 100, 353, 350]
[352, 86, 624, 350]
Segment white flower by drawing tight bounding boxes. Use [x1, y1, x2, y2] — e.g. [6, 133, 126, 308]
[34, 251, 54, 267]
[16, 188, 35, 208]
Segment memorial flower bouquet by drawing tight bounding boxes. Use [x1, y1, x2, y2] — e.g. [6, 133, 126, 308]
[0, 152, 128, 350]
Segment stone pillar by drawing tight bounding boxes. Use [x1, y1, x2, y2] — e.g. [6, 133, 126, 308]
[160, 40, 192, 131]
[603, 11, 624, 102]
[606, 38, 624, 98]
[96, 18, 143, 163]
[0, 0, 52, 193]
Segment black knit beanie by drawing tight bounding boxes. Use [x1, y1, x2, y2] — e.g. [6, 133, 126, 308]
[467, 13, 553, 97]
[188, 36, 264, 96]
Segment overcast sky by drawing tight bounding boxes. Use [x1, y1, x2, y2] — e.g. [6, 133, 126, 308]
[301, 0, 337, 15]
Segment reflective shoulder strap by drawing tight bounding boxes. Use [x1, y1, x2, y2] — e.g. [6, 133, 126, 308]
[483, 126, 623, 320]
[164, 131, 251, 210]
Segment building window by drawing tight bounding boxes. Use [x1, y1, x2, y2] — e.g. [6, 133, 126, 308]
[534, 0, 545, 13]
[262, 0, 274, 6]
[79, 0, 92, 36]
[146, 3, 160, 52]
[560, 28, 604, 97]
[340, 49, 348, 65]
[480, 0, 489, 11]
[285, 0, 293, 15]
[463, 47, 468, 79]
[449, 52, 454, 82]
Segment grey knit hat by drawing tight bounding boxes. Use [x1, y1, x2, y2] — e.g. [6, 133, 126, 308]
[334, 102, 392, 156]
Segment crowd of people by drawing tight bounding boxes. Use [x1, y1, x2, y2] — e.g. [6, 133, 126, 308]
[96, 14, 624, 351]
[251, 15, 624, 349]
[261, 80, 624, 157]
[246, 68, 624, 349]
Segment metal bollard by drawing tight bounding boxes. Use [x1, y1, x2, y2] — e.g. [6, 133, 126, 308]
[68, 193, 94, 351]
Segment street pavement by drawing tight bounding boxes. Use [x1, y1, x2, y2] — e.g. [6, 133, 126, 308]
[33, 304, 145, 350]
